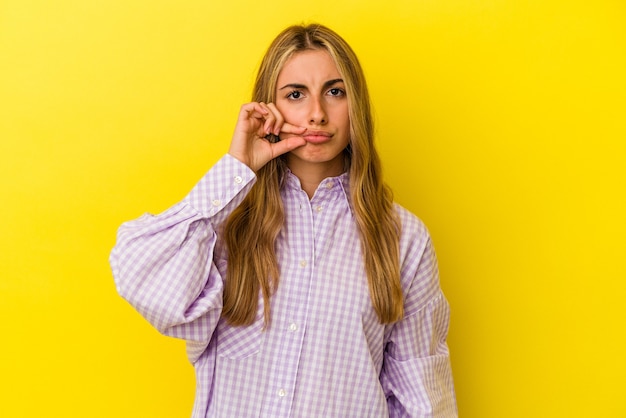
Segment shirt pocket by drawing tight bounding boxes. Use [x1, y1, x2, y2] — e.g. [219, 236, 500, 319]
[215, 316, 265, 360]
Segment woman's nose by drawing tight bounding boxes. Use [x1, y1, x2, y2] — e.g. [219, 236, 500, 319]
[308, 97, 327, 125]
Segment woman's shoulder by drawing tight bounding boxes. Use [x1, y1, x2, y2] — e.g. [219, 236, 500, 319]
[393, 203, 431, 245]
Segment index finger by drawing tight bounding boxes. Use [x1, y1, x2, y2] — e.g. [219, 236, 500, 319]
[280, 122, 307, 135]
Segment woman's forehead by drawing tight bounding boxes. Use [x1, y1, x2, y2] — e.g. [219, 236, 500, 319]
[277, 50, 341, 85]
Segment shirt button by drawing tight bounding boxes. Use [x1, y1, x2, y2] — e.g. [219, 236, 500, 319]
[326, 182, 333, 189]
[234, 175, 243, 184]
[299, 260, 307, 268]
[278, 388, 286, 397]
[288, 323, 298, 332]
[212, 199, 221, 207]
[315, 206, 323, 213]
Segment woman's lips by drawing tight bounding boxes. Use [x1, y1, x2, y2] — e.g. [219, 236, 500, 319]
[302, 130, 332, 144]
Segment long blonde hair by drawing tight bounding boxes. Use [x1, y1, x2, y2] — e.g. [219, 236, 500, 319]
[223, 24, 403, 326]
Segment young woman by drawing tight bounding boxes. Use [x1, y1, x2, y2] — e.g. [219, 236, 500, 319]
[110, 23, 457, 417]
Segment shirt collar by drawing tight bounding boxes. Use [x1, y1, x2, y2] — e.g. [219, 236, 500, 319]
[283, 168, 350, 201]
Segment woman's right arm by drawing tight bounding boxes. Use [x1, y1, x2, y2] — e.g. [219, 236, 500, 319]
[110, 155, 256, 347]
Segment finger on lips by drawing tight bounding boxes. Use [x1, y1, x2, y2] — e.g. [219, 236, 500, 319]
[243, 101, 306, 141]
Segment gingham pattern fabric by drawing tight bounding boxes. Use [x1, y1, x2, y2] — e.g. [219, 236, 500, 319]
[110, 154, 457, 417]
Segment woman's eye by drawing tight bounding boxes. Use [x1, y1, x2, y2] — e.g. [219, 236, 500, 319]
[328, 88, 345, 97]
[287, 90, 302, 99]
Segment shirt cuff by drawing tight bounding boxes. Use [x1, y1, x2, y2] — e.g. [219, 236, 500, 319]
[184, 154, 256, 217]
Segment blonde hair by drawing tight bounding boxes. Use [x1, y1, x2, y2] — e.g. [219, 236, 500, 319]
[223, 24, 403, 326]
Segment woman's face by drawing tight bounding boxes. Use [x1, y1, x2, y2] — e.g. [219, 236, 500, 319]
[275, 49, 350, 177]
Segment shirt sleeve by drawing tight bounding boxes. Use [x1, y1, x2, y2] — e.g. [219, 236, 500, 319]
[109, 154, 256, 363]
[380, 227, 458, 417]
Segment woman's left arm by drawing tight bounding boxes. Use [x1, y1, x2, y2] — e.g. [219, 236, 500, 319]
[380, 217, 458, 417]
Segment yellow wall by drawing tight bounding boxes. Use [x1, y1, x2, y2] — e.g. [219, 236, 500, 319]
[1, 0, 624, 416]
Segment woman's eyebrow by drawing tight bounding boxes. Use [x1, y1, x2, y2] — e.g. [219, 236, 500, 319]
[323, 78, 344, 89]
[278, 78, 344, 91]
[278, 83, 307, 90]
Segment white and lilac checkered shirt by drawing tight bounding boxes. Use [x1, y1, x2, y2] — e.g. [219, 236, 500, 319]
[110, 154, 457, 417]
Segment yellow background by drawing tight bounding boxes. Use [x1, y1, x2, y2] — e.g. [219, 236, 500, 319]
[1, 0, 624, 416]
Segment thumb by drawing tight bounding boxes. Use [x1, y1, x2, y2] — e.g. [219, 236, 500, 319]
[270, 136, 307, 157]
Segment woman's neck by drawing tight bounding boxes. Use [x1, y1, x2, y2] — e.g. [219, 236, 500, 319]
[286, 156, 345, 199]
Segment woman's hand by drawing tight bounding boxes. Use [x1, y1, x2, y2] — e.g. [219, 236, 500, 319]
[228, 102, 306, 172]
